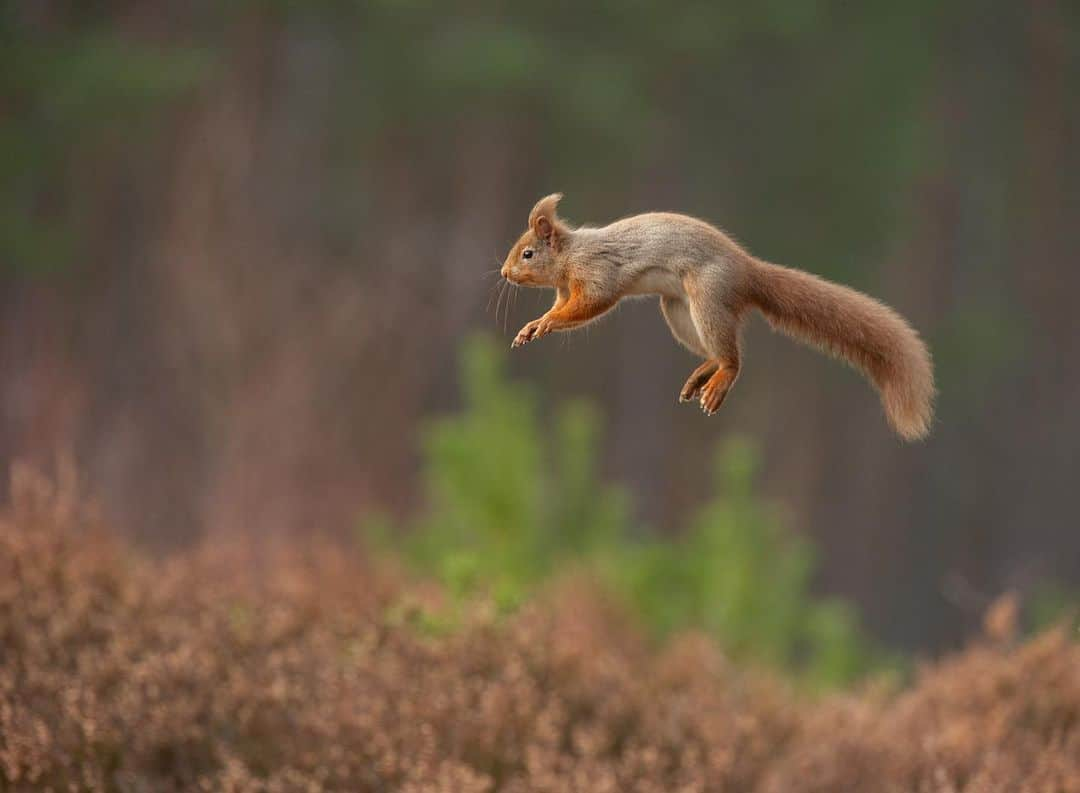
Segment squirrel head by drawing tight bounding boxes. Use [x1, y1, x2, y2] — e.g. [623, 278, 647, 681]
[501, 193, 567, 287]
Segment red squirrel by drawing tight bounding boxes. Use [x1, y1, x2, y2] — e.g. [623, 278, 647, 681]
[501, 194, 934, 440]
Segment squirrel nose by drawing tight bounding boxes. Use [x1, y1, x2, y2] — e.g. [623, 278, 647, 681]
[501, 264, 510, 279]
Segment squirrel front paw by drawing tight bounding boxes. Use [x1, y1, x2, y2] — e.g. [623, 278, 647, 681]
[512, 317, 552, 348]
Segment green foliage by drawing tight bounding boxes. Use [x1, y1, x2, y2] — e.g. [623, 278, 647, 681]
[2, 0, 936, 286]
[1028, 581, 1080, 635]
[382, 335, 630, 610]
[0, 19, 212, 273]
[321, 0, 934, 218]
[607, 439, 885, 688]
[368, 334, 886, 686]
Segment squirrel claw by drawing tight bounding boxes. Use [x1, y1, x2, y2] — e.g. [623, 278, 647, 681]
[513, 318, 550, 349]
[698, 370, 735, 415]
[512, 327, 534, 348]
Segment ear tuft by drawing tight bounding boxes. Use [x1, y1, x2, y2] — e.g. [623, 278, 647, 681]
[528, 193, 565, 246]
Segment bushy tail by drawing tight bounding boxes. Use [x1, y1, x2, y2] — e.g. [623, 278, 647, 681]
[749, 259, 935, 441]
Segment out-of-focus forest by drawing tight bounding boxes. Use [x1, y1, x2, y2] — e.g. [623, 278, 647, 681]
[2, 0, 1078, 657]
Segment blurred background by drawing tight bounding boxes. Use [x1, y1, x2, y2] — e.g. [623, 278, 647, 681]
[1, 0, 1077, 658]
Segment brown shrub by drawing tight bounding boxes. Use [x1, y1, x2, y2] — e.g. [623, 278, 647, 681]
[1, 469, 1077, 792]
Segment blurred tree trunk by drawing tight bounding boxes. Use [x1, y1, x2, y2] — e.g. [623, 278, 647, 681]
[1010, 0, 1079, 584]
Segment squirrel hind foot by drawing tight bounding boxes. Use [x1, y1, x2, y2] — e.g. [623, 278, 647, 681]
[679, 360, 720, 403]
[699, 367, 738, 415]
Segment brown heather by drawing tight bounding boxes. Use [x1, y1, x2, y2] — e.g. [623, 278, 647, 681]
[1, 467, 1077, 792]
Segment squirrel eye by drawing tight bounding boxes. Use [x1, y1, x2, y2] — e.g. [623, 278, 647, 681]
[522, 248, 534, 259]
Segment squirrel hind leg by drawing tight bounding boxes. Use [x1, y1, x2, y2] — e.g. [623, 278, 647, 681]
[660, 297, 708, 357]
[684, 294, 743, 415]
[662, 296, 721, 404]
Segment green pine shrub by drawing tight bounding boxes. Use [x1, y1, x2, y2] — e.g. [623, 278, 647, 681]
[367, 334, 889, 686]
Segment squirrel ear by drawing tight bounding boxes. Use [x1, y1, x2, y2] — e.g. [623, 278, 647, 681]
[529, 193, 564, 246]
